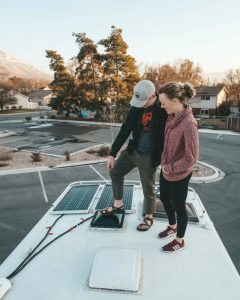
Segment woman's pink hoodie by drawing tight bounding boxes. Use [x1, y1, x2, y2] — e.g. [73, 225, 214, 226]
[161, 107, 199, 181]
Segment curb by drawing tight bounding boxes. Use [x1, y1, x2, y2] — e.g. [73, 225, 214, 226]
[52, 159, 107, 169]
[34, 117, 122, 127]
[191, 160, 225, 183]
[0, 160, 107, 176]
[0, 160, 224, 183]
[0, 166, 50, 176]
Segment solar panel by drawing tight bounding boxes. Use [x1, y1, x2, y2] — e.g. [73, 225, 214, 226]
[95, 184, 134, 212]
[52, 185, 99, 214]
[153, 201, 199, 223]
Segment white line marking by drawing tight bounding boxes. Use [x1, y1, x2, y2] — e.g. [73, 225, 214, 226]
[89, 164, 108, 183]
[38, 171, 48, 203]
[216, 134, 222, 139]
[1, 137, 26, 144]
[0, 221, 26, 235]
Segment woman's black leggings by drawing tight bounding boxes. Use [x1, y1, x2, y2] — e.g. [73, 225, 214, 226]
[160, 171, 192, 238]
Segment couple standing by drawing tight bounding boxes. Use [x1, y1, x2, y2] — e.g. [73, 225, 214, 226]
[102, 80, 199, 253]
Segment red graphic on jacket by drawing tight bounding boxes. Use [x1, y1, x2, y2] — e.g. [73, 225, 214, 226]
[141, 112, 153, 132]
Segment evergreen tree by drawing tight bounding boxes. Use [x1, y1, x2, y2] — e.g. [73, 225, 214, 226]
[73, 32, 102, 101]
[217, 101, 230, 116]
[46, 50, 78, 116]
[98, 26, 139, 102]
[0, 90, 16, 111]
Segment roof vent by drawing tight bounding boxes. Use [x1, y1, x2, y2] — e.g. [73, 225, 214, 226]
[90, 211, 125, 229]
[89, 248, 142, 292]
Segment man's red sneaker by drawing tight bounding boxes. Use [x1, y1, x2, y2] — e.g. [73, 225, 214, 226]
[158, 226, 177, 239]
[162, 239, 185, 253]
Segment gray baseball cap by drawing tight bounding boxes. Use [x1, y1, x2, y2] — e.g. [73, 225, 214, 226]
[130, 80, 155, 108]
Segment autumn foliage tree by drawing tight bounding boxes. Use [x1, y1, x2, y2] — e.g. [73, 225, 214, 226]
[225, 69, 240, 112]
[143, 59, 203, 88]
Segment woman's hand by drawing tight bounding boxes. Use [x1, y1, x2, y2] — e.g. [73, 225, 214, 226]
[107, 156, 115, 172]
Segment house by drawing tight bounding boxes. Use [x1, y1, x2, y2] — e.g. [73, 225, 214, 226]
[5, 90, 38, 109]
[28, 87, 53, 106]
[190, 86, 228, 117]
[227, 95, 239, 113]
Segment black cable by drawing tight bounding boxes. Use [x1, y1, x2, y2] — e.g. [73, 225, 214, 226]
[6, 214, 64, 279]
[7, 215, 93, 279]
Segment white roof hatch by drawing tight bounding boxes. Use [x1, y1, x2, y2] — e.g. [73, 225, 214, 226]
[89, 248, 142, 292]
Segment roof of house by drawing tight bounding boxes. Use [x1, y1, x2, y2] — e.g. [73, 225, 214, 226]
[28, 89, 52, 99]
[196, 86, 225, 96]
[8, 90, 29, 99]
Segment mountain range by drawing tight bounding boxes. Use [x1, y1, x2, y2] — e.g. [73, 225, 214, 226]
[0, 50, 52, 81]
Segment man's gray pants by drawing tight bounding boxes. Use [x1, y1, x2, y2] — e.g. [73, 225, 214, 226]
[110, 149, 157, 214]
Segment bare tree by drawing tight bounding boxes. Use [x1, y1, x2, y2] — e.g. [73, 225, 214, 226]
[143, 59, 203, 89]
[225, 69, 240, 112]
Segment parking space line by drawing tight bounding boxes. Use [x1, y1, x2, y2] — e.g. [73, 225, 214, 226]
[89, 165, 108, 183]
[1, 137, 27, 144]
[38, 171, 49, 203]
[0, 221, 26, 235]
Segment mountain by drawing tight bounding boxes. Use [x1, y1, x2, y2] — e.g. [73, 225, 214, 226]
[0, 50, 52, 81]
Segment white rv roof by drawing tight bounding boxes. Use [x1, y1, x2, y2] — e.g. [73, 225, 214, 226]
[0, 181, 239, 300]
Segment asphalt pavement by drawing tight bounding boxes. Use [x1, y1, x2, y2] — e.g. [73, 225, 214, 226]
[0, 118, 240, 274]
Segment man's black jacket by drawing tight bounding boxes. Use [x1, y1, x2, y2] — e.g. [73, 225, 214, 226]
[109, 101, 168, 167]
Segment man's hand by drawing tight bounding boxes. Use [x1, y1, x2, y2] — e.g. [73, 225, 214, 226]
[107, 156, 115, 172]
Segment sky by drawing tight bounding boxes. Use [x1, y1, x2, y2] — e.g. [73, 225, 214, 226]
[1, 0, 240, 75]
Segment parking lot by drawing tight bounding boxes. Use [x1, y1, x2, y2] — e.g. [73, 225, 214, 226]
[0, 116, 240, 274]
[0, 116, 120, 156]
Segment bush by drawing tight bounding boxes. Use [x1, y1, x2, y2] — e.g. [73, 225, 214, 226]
[0, 153, 12, 161]
[87, 145, 110, 157]
[31, 152, 41, 162]
[25, 116, 32, 122]
[0, 163, 9, 168]
[11, 106, 16, 110]
[97, 145, 110, 157]
[64, 150, 70, 161]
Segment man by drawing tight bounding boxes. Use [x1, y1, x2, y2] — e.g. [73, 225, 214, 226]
[102, 80, 168, 231]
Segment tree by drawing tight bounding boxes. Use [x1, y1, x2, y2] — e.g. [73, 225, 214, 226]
[143, 59, 203, 88]
[73, 32, 102, 101]
[0, 90, 16, 111]
[46, 50, 78, 115]
[176, 59, 203, 86]
[98, 26, 140, 102]
[217, 101, 230, 116]
[225, 69, 240, 112]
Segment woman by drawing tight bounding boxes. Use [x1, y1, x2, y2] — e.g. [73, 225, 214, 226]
[158, 81, 199, 252]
